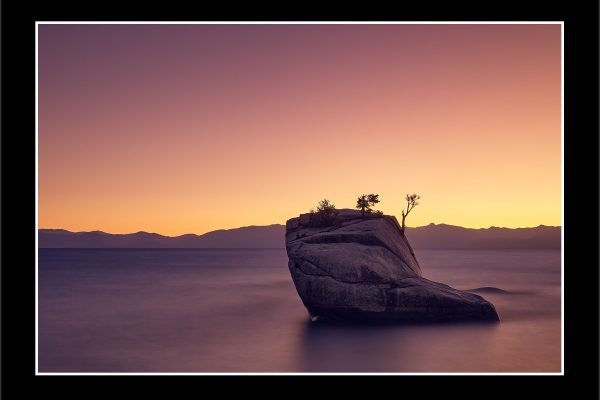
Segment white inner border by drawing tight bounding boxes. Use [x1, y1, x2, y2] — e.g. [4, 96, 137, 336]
[35, 20, 565, 376]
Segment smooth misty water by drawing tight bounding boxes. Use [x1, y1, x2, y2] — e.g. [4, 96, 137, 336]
[38, 249, 561, 373]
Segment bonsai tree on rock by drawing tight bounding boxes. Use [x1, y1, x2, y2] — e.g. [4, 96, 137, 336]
[356, 194, 370, 215]
[401, 193, 420, 233]
[367, 194, 380, 210]
[356, 193, 381, 216]
[308, 199, 339, 227]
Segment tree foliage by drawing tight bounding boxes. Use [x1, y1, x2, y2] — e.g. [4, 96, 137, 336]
[367, 194, 380, 208]
[308, 199, 339, 227]
[356, 194, 369, 215]
[356, 193, 381, 216]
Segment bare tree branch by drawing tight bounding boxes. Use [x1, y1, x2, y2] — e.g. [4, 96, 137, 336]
[401, 193, 421, 233]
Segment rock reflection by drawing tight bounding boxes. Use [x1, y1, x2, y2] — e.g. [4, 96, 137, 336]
[299, 319, 501, 372]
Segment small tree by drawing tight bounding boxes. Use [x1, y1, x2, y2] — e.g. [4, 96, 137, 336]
[356, 193, 381, 216]
[367, 194, 380, 209]
[401, 193, 420, 233]
[309, 199, 339, 227]
[356, 194, 370, 216]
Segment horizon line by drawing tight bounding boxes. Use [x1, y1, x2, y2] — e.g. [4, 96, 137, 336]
[38, 222, 562, 238]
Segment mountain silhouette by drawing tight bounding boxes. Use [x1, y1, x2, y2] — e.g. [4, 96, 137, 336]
[405, 223, 561, 249]
[38, 223, 560, 249]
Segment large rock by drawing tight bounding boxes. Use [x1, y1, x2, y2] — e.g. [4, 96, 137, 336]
[285, 209, 499, 323]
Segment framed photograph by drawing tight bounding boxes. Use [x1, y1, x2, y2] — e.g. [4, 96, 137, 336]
[2, 1, 598, 396]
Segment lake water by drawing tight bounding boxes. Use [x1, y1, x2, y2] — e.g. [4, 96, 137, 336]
[38, 248, 561, 373]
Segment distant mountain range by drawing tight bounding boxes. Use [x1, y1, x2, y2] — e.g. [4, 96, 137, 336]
[405, 223, 560, 249]
[39, 223, 560, 249]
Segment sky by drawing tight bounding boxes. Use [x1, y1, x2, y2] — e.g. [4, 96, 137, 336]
[38, 24, 561, 236]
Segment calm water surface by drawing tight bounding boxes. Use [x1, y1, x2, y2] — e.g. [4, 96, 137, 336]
[38, 249, 561, 372]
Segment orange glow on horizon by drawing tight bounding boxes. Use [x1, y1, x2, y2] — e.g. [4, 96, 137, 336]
[38, 24, 561, 236]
